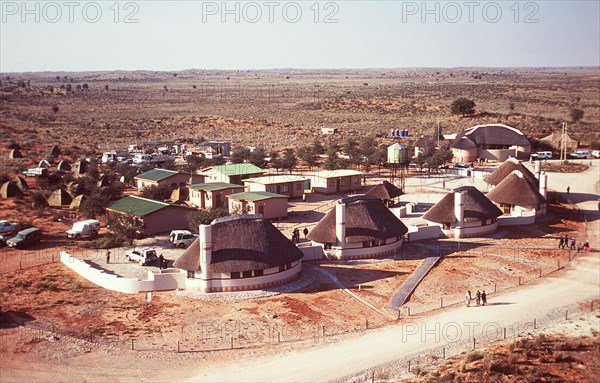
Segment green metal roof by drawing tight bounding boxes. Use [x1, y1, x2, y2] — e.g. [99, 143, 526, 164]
[190, 182, 243, 191]
[211, 164, 264, 176]
[135, 168, 178, 182]
[227, 191, 288, 202]
[107, 196, 171, 217]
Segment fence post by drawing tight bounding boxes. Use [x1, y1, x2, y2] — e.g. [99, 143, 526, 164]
[408, 360, 411, 372]
[518, 276, 521, 286]
[494, 283, 497, 293]
[278, 331, 281, 343]
[442, 347, 445, 359]
[539, 269, 542, 278]
[557, 259, 560, 270]
[407, 307, 411, 317]
[440, 298, 443, 308]
[365, 319, 368, 329]
[565, 310, 568, 320]
[473, 337, 476, 350]
[503, 328, 506, 339]
[177, 340, 180, 353]
[131, 338, 134, 350]
[533, 319, 536, 329]
[231, 336, 234, 349]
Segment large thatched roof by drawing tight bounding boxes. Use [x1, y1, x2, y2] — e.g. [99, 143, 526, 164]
[307, 196, 408, 244]
[486, 172, 546, 206]
[364, 181, 404, 200]
[484, 158, 538, 187]
[57, 160, 71, 172]
[423, 186, 503, 224]
[451, 136, 478, 149]
[174, 215, 303, 273]
[454, 124, 531, 147]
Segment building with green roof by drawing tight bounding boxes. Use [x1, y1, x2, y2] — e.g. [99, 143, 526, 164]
[227, 191, 288, 220]
[201, 163, 265, 185]
[134, 168, 205, 192]
[189, 183, 245, 210]
[106, 195, 195, 235]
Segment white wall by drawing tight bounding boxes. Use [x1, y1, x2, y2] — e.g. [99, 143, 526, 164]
[297, 243, 325, 261]
[61, 252, 185, 294]
[325, 239, 403, 259]
[407, 225, 444, 241]
[497, 215, 536, 226]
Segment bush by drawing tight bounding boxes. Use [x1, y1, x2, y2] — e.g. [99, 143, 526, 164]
[186, 208, 230, 229]
[139, 185, 172, 201]
[465, 351, 485, 363]
[80, 235, 125, 249]
[450, 98, 476, 116]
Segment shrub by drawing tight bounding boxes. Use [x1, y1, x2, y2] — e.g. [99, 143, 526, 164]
[465, 351, 485, 363]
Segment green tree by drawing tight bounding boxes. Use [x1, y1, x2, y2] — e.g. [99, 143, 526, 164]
[79, 191, 110, 218]
[269, 150, 283, 172]
[248, 147, 267, 168]
[231, 147, 251, 164]
[107, 214, 144, 244]
[186, 208, 230, 229]
[450, 98, 476, 116]
[280, 148, 297, 173]
[344, 138, 361, 168]
[297, 146, 319, 170]
[139, 185, 172, 201]
[569, 108, 584, 123]
[323, 147, 340, 170]
[311, 139, 325, 155]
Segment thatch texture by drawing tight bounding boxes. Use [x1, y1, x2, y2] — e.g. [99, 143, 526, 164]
[1, 182, 23, 198]
[47, 188, 72, 206]
[451, 136, 478, 149]
[422, 186, 503, 224]
[456, 124, 531, 147]
[486, 172, 546, 206]
[365, 181, 404, 200]
[484, 158, 538, 186]
[50, 145, 61, 157]
[174, 216, 302, 273]
[307, 196, 408, 244]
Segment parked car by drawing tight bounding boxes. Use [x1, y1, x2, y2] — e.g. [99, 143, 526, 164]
[0, 220, 19, 234]
[454, 162, 469, 169]
[169, 230, 198, 248]
[6, 227, 42, 249]
[569, 150, 590, 159]
[125, 247, 158, 266]
[66, 219, 100, 240]
[531, 151, 552, 160]
[592, 150, 600, 158]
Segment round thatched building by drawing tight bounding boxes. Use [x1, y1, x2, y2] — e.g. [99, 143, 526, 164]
[307, 195, 408, 260]
[174, 215, 303, 293]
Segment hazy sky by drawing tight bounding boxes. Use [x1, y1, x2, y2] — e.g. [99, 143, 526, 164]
[1, 0, 599, 72]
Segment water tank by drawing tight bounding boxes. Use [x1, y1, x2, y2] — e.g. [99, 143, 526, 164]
[387, 143, 408, 164]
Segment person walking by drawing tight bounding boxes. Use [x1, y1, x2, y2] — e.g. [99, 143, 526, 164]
[303, 227, 309, 239]
[476, 290, 481, 306]
[558, 236, 564, 249]
[158, 254, 165, 270]
[302, 193, 307, 203]
[563, 234, 569, 249]
[465, 290, 472, 307]
[567, 186, 570, 195]
[106, 250, 111, 264]
[570, 238, 576, 250]
[481, 290, 487, 306]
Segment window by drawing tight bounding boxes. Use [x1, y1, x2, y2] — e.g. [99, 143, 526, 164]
[254, 269, 264, 277]
[242, 271, 252, 278]
[281, 185, 289, 192]
[268, 186, 275, 193]
[324, 243, 332, 250]
[327, 180, 334, 187]
[295, 183, 302, 190]
[443, 223, 451, 230]
[362, 241, 371, 248]
[341, 178, 348, 186]
[230, 272, 241, 279]
[187, 271, 194, 278]
[354, 177, 360, 184]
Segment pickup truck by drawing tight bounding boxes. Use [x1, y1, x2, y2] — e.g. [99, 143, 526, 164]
[66, 219, 100, 240]
[125, 247, 158, 266]
[0, 220, 19, 234]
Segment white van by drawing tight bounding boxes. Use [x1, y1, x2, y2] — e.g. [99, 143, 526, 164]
[592, 150, 600, 158]
[169, 230, 198, 248]
[66, 219, 100, 239]
[101, 152, 117, 164]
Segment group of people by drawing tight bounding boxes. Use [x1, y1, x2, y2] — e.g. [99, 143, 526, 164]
[558, 234, 577, 250]
[558, 235, 590, 252]
[291, 227, 309, 243]
[465, 290, 487, 307]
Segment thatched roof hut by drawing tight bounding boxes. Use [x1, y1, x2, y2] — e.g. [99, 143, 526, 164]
[97, 175, 111, 188]
[450, 136, 478, 149]
[308, 196, 408, 244]
[423, 186, 502, 224]
[57, 160, 71, 172]
[453, 124, 531, 148]
[47, 188, 72, 206]
[38, 159, 51, 168]
[484, 158, 538, 187]
[486, 172, 546, 206]
[10, 176, 28, 191]
[69, 194, 87, 210]
[1, 181, 23, 198]
[365, 181, 403, 201]
[174, 215, 303, 273]
[9, 148, 23, 159]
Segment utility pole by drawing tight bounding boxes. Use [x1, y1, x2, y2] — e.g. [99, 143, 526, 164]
[437, 120, 440, 148]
